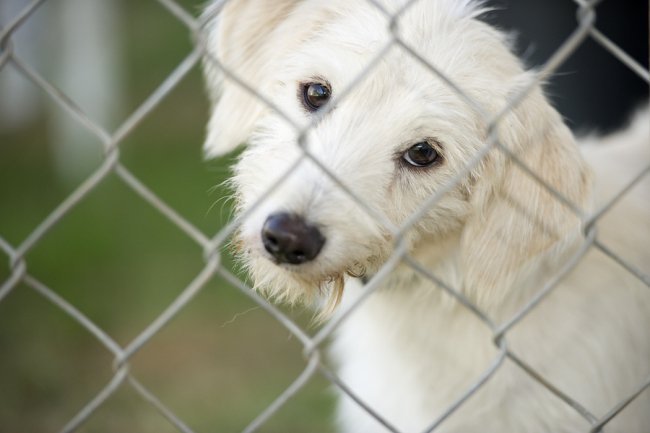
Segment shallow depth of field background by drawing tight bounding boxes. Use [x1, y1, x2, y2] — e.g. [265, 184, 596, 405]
[0, 1, 335, 432]
[0, 1, 647, 433]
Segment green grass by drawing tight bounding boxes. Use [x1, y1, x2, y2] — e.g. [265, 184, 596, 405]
[0, 2, 335, 432]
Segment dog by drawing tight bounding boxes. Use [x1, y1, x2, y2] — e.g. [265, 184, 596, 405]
[201, 1, 650, 431]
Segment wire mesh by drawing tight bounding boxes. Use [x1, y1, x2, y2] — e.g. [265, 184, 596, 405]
[0, 0, 648, 432]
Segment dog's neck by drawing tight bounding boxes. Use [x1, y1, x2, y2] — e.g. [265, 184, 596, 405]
[383, 230, 569, 323]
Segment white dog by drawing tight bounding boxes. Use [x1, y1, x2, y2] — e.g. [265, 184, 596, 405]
[201, 1, 650, 432]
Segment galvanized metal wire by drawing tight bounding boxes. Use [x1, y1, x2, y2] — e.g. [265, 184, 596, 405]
[0, 0, 648, 432]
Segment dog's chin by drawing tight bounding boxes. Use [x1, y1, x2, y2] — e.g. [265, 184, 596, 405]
[239, 247, 379, 315]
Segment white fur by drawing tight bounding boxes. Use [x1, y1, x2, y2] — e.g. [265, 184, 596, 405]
[202, 1, 650, 431]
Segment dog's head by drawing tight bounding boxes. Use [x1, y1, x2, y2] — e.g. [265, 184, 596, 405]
[202, 0, 591, 311]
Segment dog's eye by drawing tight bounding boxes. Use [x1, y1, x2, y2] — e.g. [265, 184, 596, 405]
[403, 142, 439, 167]
[302, 82, 331, 111]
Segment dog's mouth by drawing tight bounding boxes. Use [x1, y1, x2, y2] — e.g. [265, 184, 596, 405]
[231, 214, 391, 314]
[244, 247, 374, 313]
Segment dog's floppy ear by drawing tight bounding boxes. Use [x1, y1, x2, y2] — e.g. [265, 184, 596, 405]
[460, 94, 592, 310]
[201, 0, 301, 158]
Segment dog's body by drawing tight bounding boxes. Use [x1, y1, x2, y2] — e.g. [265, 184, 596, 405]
[202, 1, 650, 431]
[333, 128, 650, 432]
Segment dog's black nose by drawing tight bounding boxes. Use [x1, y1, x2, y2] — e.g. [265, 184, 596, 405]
[262, 212, 325, 265]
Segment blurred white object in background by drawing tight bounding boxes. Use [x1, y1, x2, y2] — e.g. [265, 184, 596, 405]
[0, 0, 44, 131]
[1, 0, 123, 183]
[50, 0, 123, 182]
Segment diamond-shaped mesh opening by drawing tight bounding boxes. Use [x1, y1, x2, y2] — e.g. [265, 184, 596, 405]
[16, 174, 208, 331]
[129, 287, 335, 432]
[494, 1, 649, 132]
[0, 281, 117, 433]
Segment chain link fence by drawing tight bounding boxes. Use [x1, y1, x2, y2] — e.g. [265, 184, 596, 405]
[1, 0, 648, 432]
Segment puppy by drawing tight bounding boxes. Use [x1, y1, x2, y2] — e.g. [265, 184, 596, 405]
[201, 1, 650, 431]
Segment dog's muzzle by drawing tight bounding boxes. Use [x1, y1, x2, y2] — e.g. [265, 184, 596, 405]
[262, 212, 325, 265]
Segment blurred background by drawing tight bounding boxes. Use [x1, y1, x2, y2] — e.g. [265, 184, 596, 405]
[0, 1, 647, 432]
